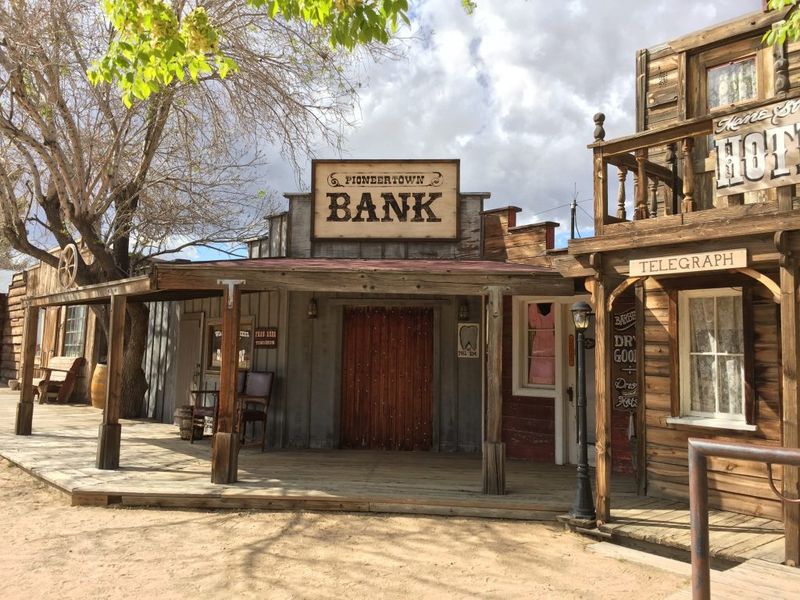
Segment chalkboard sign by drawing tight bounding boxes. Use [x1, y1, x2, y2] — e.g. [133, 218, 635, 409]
[611, 302, 638, 412]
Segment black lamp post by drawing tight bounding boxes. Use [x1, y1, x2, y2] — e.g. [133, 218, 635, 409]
[570, 300, 596, 522]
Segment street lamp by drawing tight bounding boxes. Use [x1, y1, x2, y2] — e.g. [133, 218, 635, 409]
[570, 300, 596, 522]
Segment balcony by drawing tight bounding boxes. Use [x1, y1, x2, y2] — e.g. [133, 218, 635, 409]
[569, 96, 800, 256]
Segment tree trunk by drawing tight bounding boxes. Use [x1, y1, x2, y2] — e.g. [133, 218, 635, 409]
[92, 301, 149, 418]
[120, 302, 149, 419]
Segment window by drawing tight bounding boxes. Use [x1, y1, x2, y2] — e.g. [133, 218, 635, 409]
[62, 305, 86, 357]
[707, 56, 757, 111]
[513, 299, 560, 397]
[673, 288, 752, 429]
[207, 321, 253, 371]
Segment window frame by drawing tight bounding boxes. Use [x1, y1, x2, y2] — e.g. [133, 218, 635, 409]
[669, 287, 756, 431]
[511, 297, 562, 399]
[61, 305, 87, 358]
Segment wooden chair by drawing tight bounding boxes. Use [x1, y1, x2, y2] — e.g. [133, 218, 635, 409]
[188, 372, 247, 443]
[237, 371, 274, 452]
[188, 389, 219, 443]
[35, 356, 87, 404]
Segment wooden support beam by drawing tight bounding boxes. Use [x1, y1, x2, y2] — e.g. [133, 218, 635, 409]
[780, 253, 800, 566]
[593, 276, 612, 523]
[482, 286, 505, 495]
[14, 307, 39, 436]
[593, 148, 608, 237]
[96, 294, 126, 470]
[211, 281, 241, 484]
[681, 137, 695, 213]
[634, 148, 649, 220]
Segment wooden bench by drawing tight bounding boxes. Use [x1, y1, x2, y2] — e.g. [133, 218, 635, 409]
[35, 356, 87, 404]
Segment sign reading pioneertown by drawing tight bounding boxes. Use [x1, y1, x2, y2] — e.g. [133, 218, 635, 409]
[312, 160, 459, 240]
[714, 98, 800, 196]
[630, 248, 747, 277]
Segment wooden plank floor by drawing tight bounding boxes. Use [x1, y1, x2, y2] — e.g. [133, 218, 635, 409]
[666, 558, 800, 599]
[600, 493, 786, 565]
[0, 392, 636, 520]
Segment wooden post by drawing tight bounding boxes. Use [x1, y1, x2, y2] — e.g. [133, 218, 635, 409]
[593, 275, 612, 522]
[212, 281, 242, 484]
[634, 148, 649, 220]
[14, 307, 39, 435]
[482, 286, 505, 495]
[593, 148, 608, 236]
[681, 137, 695, 213]
[779, 245, 800, 566]
[96, 294, 125, 469]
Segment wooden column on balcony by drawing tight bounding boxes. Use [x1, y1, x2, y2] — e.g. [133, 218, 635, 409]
[616, 167, 627, 220]
[14, 307, 39, 436]
[96, 294, 126, 470]
[482, 286, 505, 495]
[212, 280, 242, 484]
[593, 113, 608, 236]
[634, 148, 649, 220]
[681, 137, 695, 213]
[778, 231, 800, 566]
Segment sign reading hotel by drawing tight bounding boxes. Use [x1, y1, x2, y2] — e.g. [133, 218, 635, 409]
[312, 160, 459, 240]
[714, 98, 800, 196]
[630, 248, 747, 277]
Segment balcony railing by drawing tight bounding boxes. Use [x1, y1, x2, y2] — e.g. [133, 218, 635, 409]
[586, 99, 800, 245]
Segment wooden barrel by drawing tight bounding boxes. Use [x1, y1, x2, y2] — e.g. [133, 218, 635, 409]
[90, 364, 108, 409]
[175, 406, 194, 440]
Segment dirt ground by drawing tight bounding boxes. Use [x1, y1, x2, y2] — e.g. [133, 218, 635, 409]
[0, 460, 687, 599]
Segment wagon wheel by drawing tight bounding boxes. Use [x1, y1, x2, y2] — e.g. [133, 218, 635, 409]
[57, 243, 78, 289]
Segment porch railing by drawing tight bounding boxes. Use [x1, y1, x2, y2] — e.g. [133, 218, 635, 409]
[688, 438, 800, 600]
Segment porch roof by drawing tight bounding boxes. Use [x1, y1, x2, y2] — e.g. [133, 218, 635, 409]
[26, 257, 572, 308]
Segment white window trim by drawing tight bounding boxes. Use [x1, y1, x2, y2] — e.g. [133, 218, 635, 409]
[512, 298, 561, 399]
[678, 287, 747, 428]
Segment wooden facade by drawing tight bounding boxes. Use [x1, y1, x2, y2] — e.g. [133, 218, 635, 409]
[561, 6, 800, 566]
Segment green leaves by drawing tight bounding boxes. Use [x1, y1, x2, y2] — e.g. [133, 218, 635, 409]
[764, 0, 800, 46]
[88, 0, 239, 106]
[90, 0, 475, 105]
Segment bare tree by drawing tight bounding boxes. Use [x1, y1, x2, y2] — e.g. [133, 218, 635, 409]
[0, 0, 382, 416]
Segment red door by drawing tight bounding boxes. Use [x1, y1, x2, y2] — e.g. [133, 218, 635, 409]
[341, 306, 433, 450]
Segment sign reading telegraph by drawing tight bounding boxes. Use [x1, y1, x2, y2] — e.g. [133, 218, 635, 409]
[312, 160, 459, 240]
[630, 248, 747, 277]
[714, 98, 800, 196]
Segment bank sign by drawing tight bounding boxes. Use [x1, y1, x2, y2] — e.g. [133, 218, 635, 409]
[312, 160, 459, 240]
[714, 98, 800, 197]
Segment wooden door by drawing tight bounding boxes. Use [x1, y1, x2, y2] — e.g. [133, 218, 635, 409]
[341, 306, 433, 450]
[173, 314, 203, 416]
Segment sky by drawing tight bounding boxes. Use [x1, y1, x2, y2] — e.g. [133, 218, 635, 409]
[257, 0, 760, 248]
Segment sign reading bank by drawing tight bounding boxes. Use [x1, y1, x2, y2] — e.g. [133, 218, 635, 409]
[312, 160, 459, 240]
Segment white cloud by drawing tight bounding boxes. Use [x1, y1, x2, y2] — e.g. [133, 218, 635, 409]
[267, 0, 760, 243]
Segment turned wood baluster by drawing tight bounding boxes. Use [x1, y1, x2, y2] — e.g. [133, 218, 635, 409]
[616, 167, 627, 220]
[665, 142, 678, 215]
[634, 148, 649, 220]
[681, 137, 695, 213]
[649, 177, 659, 218]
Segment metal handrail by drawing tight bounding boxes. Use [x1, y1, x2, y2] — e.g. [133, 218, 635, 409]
[688, 438, 800, 600]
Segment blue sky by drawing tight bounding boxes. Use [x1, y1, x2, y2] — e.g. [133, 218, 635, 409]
[208, 0, 760, 257]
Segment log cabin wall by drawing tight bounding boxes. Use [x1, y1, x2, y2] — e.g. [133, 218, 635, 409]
[642, 276, 783, 519]
[481, 206, 557, 266]
[1, 272, 25, 382]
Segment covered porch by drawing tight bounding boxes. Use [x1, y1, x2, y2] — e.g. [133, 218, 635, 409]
[14, 258, 573, 494]
[1, 394, 636, 518]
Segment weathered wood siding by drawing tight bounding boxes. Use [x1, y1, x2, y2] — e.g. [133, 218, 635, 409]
[287, 193, 486, 260]
[285, 292, 482, 451]
[144, 291, 287, 443]
[1, 272, 25, 381]
[643, 277, 783, 519]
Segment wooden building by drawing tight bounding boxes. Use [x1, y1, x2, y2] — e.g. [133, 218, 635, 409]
[558, 6, 800, 564]
[14, 158, 647, 497]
